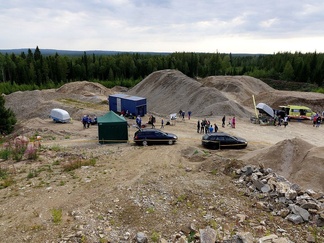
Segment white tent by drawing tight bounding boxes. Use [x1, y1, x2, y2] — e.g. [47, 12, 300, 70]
[256, 103, 274, 118]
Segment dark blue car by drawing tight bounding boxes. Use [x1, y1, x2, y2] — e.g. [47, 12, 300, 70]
[134, 128, 178, 146]
[202, 132, 247, 150]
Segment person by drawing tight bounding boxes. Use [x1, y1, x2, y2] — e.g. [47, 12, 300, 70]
[283, 116, 288, 128]
[188, 111, 192, 120]
[222, 115, 226, 128]
[214, 123, 218, 132]
[91, 115, 97, 125]
[232, 116, 236, 128]
[161, 118, 164, 129]
[201, 119, 206, 133]
[227, 117, 232, 127]
[87, 115, 91, 128]
[313, 113, 318, 127]
[316, 116, 322, 127]
[82, 115, 87, 129]
[151, 115, 155, 128]
[182, 111, 185, 121]
[205, 120, 210, 134]
[209, 125, 213, 133]
[197, 120, 200, 133]
[136, 115, 142, 128]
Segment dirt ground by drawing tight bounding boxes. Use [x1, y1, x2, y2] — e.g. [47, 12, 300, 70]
[1, 72, 324, 242]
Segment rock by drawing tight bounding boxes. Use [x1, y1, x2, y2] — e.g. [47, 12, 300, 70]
[133, 232, 148, 243]
[286, 214, 304, 224]
[258, 234, 278, 242]
[199, 226, 216, 243]
[289, 204, 310, 221]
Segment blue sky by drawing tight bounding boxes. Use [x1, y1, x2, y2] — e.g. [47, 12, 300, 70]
[1, 0, 324, 54]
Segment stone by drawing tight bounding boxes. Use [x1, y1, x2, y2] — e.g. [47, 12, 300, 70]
[286, 214, 304, 224]
[289, 204, 310, 221]
[133, 232, 148, 243]
[199, 226, 216, 243]
[258, 234, 278, 242]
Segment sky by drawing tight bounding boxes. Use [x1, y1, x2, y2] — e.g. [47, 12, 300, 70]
[1, 0, 324, 54]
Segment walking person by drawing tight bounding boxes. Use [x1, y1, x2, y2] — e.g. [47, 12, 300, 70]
[188, 111, 192, 120]
[222, 115, 226, 128]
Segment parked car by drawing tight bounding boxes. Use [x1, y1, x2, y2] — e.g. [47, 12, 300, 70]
[134, 128, 178, 146]
[201, 132, 247, 150]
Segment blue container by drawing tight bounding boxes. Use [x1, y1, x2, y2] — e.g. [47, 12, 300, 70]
[108, 94, 147, 117]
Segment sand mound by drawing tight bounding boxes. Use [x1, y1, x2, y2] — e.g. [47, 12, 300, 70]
[127, 70, 255, 117]
[56, 81, 112, 97]
[4, 81, 112, 121]
[239, 137, 324, 192]
[200, 75, 274, 103]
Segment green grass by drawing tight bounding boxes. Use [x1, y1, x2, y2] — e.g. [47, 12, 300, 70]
[51, 208, 62, 224]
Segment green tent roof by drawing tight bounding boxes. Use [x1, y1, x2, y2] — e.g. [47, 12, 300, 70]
[97, 111, 127, 123]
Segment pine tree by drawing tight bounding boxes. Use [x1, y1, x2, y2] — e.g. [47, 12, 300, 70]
[0, 96, 17, 135]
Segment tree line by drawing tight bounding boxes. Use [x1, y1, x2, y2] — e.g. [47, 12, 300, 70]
[1, 46, 324, 94]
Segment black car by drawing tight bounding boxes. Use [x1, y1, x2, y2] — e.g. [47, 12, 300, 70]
[201, 132, 247, 150]
[134, 128, 178, 146]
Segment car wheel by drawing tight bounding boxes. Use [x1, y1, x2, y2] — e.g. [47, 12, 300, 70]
[142, 140, 148, 146]
[168, 140, 173, 145]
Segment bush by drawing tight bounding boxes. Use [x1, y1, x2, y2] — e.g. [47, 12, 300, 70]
[0, 96, 17, 135]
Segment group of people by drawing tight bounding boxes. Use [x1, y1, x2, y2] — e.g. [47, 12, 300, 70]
[197, 119, 218, 134]
[179, 110, 192, 120]
[81, 115, 97, 128]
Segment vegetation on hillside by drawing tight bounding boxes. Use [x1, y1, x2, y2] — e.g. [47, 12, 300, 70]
[0, 47, 324, 94]
[0, 96, 16, 135]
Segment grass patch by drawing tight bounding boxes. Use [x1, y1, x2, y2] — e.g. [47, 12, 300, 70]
[62, 158, 96, 172]
[0, 148, 11, 160]
[51, 208, 62, 224]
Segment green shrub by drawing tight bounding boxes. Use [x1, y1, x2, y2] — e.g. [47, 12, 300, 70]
[51, 208, 62, 224]
[0, 148, 11, 160]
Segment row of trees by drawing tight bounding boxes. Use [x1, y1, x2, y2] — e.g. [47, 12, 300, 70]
[1, 47, 324, 94]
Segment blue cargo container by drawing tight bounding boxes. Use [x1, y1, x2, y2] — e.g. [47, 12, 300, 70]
[108, 94, 147, 117]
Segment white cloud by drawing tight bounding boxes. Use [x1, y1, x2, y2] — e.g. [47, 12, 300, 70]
[1, 0, 324, 53]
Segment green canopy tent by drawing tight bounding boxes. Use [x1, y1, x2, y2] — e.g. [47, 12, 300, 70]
[97, 111, 128, 144]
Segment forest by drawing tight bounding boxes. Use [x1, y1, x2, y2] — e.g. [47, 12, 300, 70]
[0, 46, 324, 94]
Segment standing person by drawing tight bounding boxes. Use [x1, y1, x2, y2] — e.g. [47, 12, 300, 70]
[161, 118, 164, 129]
[214, 123, 218, 132]
[197, 120, 200, 133]
[151, 115, 155, 128]
[201, 119, 205, 133]
[222, 115, 226, 128]
[87, 115, 91, 128]
[82, 115, 87, 129]
[182, 111, 185, 121]
[232, 116, 236, 128]
[136, 115, 142, 128]
[209, 125, 213, 133]
[227, 117, 232, 127]
[316, 116, 322, 127]
[283, 116, 289, 127]
[313, 113, 318, 127]
[188, 111, 192, 120]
